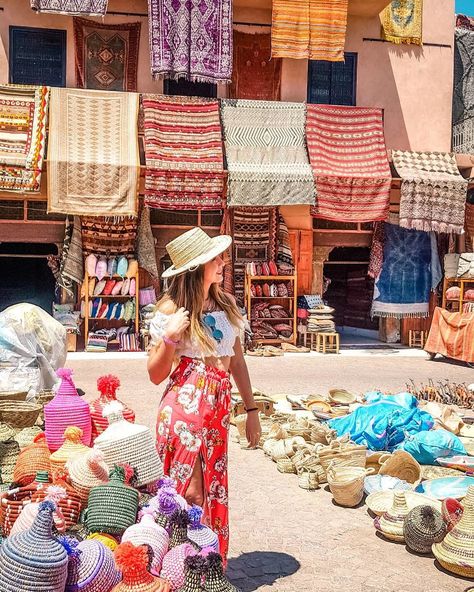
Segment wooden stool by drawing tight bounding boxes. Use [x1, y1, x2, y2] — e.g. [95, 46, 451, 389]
[409, 330, 428, 348]
[316, 332, 340, 354]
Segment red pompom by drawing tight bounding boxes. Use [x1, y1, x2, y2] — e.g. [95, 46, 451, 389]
[116, 462, 135, 485]
[33, 433, 47, 444]
[97, 374, 121, 397]
[114, 542, 149, 572]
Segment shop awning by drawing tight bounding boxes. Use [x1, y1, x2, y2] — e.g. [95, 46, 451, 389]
[307, 104, 392, 223]
[47, 87, 140, 217]
[221, 99, 316, 207]
[392, 150, 468, 234]
[142, 95, 225, 211]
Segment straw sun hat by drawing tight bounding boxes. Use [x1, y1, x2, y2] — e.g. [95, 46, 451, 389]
[162, 227, 232, 278]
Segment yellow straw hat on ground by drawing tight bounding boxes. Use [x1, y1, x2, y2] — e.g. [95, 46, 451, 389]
[433, 485, 474, 577]
[162, 227, 232, 278]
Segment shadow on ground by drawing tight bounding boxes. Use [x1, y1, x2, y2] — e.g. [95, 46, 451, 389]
[227, 551, 300, 591]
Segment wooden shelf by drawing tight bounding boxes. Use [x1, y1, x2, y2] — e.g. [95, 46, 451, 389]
[441, 276, 474, 310]
[246, 272, 297, 347]
[90, 295, 134, 299]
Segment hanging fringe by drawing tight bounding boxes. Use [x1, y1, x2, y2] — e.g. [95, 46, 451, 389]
[371, 310, 429, 319]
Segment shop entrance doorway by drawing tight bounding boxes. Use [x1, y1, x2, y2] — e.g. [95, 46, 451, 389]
[323, 246, 379, 342]
[0, 243, 57, 313]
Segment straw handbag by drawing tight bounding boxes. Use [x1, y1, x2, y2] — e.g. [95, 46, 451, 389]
[0, 401, 42, 429]
[297, 468, 319, 491]
[327, 462, 374, 507]
[269, 437, 306, 461]
[317, 439, 367, 472]
[378, 450, 421, 485]
[276, 457, 296, 474]
[310, 422, 337, 445]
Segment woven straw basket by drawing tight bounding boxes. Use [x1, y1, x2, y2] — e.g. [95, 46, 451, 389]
[327, 462, 374, 507]
[276, 458, 296, 474]
[298, 468, 319, 491]
[310, 422, 337, 445]
[0, 401, 42, 429]
[318, 439, 367, 472]
[374, 491, 410, 542]
[0, 391, 28, 402]
[268, 436, 306, 461]
[378, 450, 421, 485]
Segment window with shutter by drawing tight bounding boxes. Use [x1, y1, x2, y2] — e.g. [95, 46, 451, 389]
[307, 53, 357, 106]
[9, 26, 66, 87]
[163, 79, 217, 98]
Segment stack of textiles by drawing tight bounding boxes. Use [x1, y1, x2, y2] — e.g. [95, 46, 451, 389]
[251, 303, 290, 320]
[82, 299, 136, 322]
[249, 282, 293, 298]
[85, 332, 109, 353]
[307, 306, 336, 333]
[246, 261, 294, 277]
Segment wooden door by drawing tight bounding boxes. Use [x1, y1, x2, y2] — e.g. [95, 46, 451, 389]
[288, 229, 313, 295]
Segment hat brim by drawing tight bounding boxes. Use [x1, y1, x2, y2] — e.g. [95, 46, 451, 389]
[162, 235, 232, 278]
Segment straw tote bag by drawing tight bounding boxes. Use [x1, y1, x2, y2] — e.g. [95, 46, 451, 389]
[317, 439, 367, 471]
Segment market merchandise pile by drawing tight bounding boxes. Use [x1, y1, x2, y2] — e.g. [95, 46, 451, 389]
[234, 382, 474, 579]
[0, 369, 239, 592]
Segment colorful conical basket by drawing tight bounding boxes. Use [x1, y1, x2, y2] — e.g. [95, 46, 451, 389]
[66, 448, 109, 507]
[433, 485, 474, 577]
[50, 426, 91, 475]
[13, 433, 51, 486]
[374, 491, 410, 542]
[112, 542, 165, 592]
[90, 375, 135, 441]
[44, 368, 92, 451]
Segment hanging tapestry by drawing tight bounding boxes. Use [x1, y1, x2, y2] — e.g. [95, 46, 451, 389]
[58, 217, 84, 295]
[31, 0, 108, 15]
[220, 209, 234, 296]
[425, 307, 474, 364]
[307, 105, 391, 223]
[221, 99, 315, 207]
[0, 85, 49, 193]
[277, 213, 294, 267]
[380, 0, 423, 46]
[142, 95, 225, 210]
[47, 87, 140, 217]
[392, 150, 468, 234]
[81, 216, 138, 256]
[147, 0, 232, 83]
[271, 0, 349, 61]
[453, 19, 474, 153]
[231, 208, 278, 305]
[73, 17, 141, 92]
[371, 223, 438, 319]
[465, 194, 474, 252]
[368, 223, 385, 280]
[230, 32, 281, 101]
[137, 206, 159, 280]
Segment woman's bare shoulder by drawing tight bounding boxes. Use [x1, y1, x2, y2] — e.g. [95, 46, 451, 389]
[156, 299, 177, 315]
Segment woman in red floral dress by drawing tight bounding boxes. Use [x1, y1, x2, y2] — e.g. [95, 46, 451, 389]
[148, 228, 260, 560]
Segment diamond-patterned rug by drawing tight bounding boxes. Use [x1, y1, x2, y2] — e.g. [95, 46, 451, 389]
[73, 17, 141, 92]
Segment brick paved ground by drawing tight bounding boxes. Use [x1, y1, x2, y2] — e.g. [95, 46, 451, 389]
[69, 351, 474, 592]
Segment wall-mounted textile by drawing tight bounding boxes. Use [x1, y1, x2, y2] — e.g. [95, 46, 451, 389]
[271, 0, 348, 61]
[47, 87, 140, 217]
[231, 207, 278, 305]
[136, 206, 159, 280]
[58, 217, 84, 295]
[0, 85, 49, 192]
[9, 27, 66, 87]
[143, 95, 224, 210]
[425, 307, 474, 364]
[307, 105, 391, 222]
[392, 150, 468, 234]
[380, 0, 423, 46]
[230, 32, 281, 101]
[221, 99, 315, 207]
[81, 216, 138, 256]
[307, 53, 357, 106]
[466, 197, 474, 252]
[31, 0, 108, 15]
[147, 0, 232, 83]
[73, 17, 141, 92]
[277, 213, 293, 267]
[453, 18, 474, 154]
[371, 223, 440, 319]
[368, 222, 385, 280]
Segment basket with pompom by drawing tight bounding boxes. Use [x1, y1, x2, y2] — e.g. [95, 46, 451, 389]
[13, 433, 51, 486]
[66, 448, 109, 508]
[90, 375, 135, 441]
[121, 512, 170, 575]
[49, 426, 91, 475]
[32, 471, 82, 529]
[112, 542, 168, 591]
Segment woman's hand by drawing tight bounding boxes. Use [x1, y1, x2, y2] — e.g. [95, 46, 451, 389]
[246, 412, 261, 448]
[164, 307, 190, 342]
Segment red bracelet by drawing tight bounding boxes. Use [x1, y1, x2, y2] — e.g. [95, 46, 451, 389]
[245, 407, 259, 413]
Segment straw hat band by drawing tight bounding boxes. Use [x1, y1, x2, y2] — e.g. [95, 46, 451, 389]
[167, 229, 217, 269]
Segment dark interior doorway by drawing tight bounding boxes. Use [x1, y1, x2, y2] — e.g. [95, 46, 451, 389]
[0, 243, 57, 313]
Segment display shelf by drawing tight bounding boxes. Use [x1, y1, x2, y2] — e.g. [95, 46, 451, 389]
[245, 272, 297, 346]
[83, 271, 139, 345]
[441, 277, 474, 310]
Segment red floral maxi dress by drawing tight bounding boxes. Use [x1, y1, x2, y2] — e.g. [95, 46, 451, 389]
[155, 351, 233, 559]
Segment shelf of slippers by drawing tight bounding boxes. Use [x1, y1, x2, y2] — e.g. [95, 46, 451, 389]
[245, 270, 297, 347]
[82, 270, 140, 345]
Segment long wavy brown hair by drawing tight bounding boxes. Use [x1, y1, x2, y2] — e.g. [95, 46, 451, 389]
[157, 265, 242, 356]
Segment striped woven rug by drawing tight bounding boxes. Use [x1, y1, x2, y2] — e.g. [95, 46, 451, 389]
[271, 0, 348, 61]
[143, 95, 225, 210]
[307, 105, 391, 223]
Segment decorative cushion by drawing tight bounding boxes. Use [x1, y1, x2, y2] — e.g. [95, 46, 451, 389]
[86, 254, 97, 277]
[95, 256, 108, 281]
[112, 281, 123, 295]
[129, 278, 136, 297]
[94, 280, 107, 296]
[125, 259, 138, 278]
[102, 280, 116, 296]
[117, 256, 128, 278]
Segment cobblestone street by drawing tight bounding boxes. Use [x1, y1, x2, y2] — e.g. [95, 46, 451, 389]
[69, 350, 474, 592]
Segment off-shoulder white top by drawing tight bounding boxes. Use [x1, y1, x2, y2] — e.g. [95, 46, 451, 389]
[149, 310, 242, 358]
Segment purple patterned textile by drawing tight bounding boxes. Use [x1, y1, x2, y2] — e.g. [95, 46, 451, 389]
[147, 0, 232, 83]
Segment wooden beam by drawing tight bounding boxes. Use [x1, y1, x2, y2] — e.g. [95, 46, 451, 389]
[0, 222, 64, 243]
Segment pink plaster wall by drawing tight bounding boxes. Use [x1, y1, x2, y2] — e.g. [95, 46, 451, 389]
[0, 0, 454, 152]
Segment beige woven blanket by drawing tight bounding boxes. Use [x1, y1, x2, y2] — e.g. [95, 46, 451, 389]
[47, 88, 139, 216]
